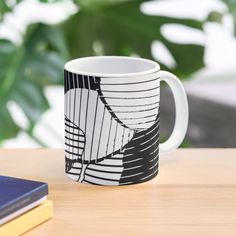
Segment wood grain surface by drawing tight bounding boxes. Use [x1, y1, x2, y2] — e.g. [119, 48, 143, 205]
[0, 149, 236, 236]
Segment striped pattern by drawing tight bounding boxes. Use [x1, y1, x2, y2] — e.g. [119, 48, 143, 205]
[64, 72, 99, 93]
[65, 116, 85, 163]
[64, 71, 134, 164]
[120, 113, 160, 185]
[66, 152, 124, 185]
[100, 73, 160, 131]
[64, 70, 160, 185]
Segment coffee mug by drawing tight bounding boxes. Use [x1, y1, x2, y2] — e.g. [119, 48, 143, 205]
[64, 56, 188, 186]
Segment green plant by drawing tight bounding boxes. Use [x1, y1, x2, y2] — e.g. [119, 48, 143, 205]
[0, 0, 205, 146]
[0, 24, 68, 145]
[222, 0, 236, 35]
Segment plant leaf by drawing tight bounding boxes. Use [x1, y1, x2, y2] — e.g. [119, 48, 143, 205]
[221, 0, 236, 36]
[0, 105, 20, 142]
[0, 0, 22, 19]
[62, 0, 204, 78]
[75, 0, 132, 10]
[0, 24, 68, 142]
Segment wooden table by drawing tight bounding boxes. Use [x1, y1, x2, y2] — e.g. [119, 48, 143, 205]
[1, 149, 236, 236]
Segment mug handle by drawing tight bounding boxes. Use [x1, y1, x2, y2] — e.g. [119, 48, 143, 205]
[159, 70, 189, 154]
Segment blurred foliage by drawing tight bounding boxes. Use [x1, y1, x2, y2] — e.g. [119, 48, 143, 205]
[222, 0, 236, 35]
[62, 0, 204, 77]
[0, 24, 68, 144]
[207, 0, 236, 35]
[0, 0, 207, 145]
[0, 0, 21, 18]
[207, 11, 224, 23]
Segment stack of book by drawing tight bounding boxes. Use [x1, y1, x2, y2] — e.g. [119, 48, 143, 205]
[0, 175, 53, 235]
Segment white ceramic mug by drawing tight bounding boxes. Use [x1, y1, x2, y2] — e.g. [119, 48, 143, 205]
[64, 56, 188, 185]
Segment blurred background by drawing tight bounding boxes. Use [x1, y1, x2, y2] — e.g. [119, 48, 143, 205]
[0, 0, 235, 148]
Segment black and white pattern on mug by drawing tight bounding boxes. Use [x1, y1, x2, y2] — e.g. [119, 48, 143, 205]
[64, 70, 160, 185]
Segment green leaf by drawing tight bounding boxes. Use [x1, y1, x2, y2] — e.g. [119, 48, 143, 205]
[62, 0, 204, 78]
[0, 0, 206, 145]
[0, 0, 22, 19]
[0, 24, 68, 142]
[0, 1, 12, 17]
[207, 11, 224, 23]
[221, 0, 236, 35]
[0, 105, 20, 142]
[39, 0, 61, 2]
[75, 0, 132, 10]
[11, 81, 50, 123]
[164, 42, 204, 78]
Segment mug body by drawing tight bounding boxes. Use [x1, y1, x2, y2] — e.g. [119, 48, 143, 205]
[64, 56, 160, 186]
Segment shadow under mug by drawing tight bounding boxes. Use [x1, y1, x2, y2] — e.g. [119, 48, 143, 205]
[64, 56, 188, 186]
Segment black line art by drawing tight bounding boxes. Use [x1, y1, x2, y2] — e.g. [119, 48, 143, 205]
[64, 70, 160, 185]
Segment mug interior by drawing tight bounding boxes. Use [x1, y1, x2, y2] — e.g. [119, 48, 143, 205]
[64, 56, 160, 77]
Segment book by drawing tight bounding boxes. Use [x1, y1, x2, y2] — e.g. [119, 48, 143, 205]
[0, 175, 48, 221]
[0, 200, 53, 236]
[0, 196, 47, 225]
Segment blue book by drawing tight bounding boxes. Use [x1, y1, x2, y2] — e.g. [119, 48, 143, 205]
[0, 176, 48, 221]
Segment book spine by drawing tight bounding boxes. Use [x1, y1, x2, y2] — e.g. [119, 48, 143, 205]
[0, 200, 53, 236]
[0, 184, 48, 219]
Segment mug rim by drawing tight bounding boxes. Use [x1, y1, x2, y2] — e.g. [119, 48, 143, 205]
[64, 56, 160, 77]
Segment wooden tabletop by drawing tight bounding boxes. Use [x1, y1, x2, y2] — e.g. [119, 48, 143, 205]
[1, 149, 236, 236]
